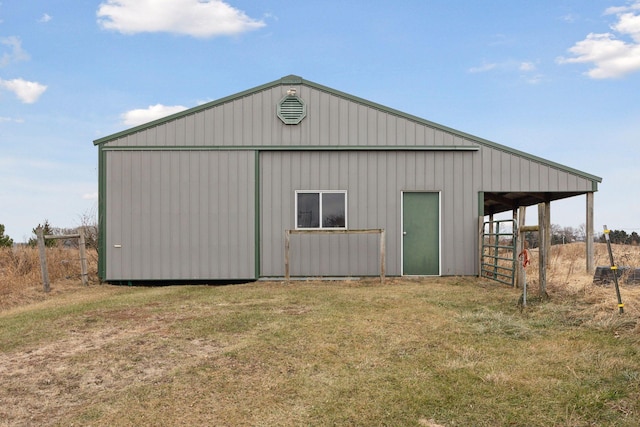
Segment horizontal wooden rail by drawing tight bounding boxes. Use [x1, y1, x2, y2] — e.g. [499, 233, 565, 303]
[288, 229, 384, 235]
[44, 234, 81, 240]
[285, 229, 385, 283]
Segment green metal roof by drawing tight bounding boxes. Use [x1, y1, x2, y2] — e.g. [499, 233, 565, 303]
[93, 74, 602, 184]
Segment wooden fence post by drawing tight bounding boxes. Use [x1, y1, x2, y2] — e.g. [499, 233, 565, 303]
[380, 229, 386, 284]
[36, 226, 50, 293]
[478, 216, 484, 279]
[516, 206, 526, 288]
[538, 202, 548, 297]
[284, 230, 290, 283]
[586, 192, 595, 273]
[79, 231, 88, 286]
[512, 209, 518, 288]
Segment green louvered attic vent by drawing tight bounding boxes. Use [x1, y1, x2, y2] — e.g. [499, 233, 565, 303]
[277, 94, 306, 125]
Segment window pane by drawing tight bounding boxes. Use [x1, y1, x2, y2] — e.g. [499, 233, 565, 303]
[297, 193, 319, 228]
[322, 193, 345, 228]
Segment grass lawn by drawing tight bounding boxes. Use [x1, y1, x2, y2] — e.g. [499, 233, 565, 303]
[1, 276, 639, 426]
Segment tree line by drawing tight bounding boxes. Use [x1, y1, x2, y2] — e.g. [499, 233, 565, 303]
[522, 224, 639, 248]
[598, 229, 640, 245]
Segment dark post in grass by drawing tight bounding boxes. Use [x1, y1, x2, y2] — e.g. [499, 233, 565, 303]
[603, 225, 624, 314]
[537, 203, 547, 298]
[36, 226, 51, 293]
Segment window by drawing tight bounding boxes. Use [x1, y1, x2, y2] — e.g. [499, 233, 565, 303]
[295, 191, 347, 229]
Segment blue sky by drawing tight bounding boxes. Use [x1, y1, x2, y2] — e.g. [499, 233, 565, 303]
[1, 0, 639, 242]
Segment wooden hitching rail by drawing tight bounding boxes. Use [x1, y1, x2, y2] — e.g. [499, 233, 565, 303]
[36, 227, 89, 292]
[284, 229, 386, 283]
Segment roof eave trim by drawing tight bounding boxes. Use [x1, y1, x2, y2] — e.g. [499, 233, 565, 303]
[93, 74, 603, 185]
[93, 76, 294, 146]
[297, 77, 603, 184]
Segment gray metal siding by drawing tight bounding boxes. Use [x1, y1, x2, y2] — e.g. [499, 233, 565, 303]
[102, 85, 479, 149]
[105, 150, 255, 280]
[96, 77, 600, 280]
[260, 150, 477, 277]
[481, 147, 593, 192]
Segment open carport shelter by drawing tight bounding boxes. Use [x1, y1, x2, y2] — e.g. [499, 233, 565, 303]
[94, 75, 602, 283]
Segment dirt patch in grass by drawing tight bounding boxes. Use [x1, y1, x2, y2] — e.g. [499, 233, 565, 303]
[0, 288, 230, 426]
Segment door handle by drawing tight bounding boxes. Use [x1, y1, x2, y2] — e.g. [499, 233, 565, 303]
[403, 231, 407, 235]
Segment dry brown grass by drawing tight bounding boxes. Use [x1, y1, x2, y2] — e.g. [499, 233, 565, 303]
[0, 246, 99, 310]
[524, 242, 640, 334]
[2, 242, 640, 324]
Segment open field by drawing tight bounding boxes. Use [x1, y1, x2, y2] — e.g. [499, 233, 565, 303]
[1, 243, 640, 426]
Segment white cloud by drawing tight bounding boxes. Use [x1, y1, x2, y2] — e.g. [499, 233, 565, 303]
[97, 0, 265, 38]
[0, 116, 24, 123]
[523, 74, 543, 84]
[0, 36, 30, 67]
[605, 2, 640, 16]
[613, 11, 640, 42]
[488, 34, 514, 47]
[83, 192, 99, 200]
[469, 59, 543, 85]
[39, 13, 52, 23]
[559, 1, 640, 78]
[0, 78, 47, 103]
[469, 60, 540, 78]
[121, 104, 188, 126]
[468, 62, 497, 73]
[519, 62, 536, 71]
[518, 62, 543, 84]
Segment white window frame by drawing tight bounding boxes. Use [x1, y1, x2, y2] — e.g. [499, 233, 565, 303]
[295, 190, 348, 230]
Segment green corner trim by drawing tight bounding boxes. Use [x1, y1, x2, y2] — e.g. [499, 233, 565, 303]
[254, 150, 260, 280]
[99, 145, 480, 152]
[98, 147, 107, 280]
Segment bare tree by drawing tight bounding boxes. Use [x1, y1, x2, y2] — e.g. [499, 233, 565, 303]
[77, 206, 98, 251]
[576, 223, 586, 242]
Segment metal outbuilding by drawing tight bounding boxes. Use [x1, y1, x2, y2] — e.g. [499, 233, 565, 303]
[94, 75, 602, 283]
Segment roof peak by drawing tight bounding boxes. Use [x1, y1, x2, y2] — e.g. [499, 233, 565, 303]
[280, 74, 303, 84]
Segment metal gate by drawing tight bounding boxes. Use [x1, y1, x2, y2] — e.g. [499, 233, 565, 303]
[481, 219, 517, 286]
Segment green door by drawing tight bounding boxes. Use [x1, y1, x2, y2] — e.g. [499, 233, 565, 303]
[402, 192, 440, 275]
